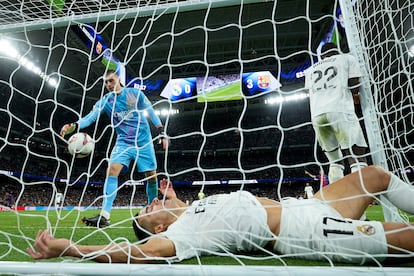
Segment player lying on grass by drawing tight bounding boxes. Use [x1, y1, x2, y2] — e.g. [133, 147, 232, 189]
[28, 166, 414, 264]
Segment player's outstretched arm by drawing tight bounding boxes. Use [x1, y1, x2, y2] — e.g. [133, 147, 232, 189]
[304, 170, 316, 179]
[27, 230, 71, 260]
[27, 230, 176, 263]
[61, 100, 103, 137]
[348, 77, 360, 95]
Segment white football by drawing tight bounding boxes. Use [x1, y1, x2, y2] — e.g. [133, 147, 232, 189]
[67, 133, 94, 158]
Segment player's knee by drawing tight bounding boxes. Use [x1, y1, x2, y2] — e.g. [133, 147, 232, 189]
[365, 165, 385, 175]
[108, 163, 123, 176]
[144, 170, 157, 181]
[364, 165, 390, 190]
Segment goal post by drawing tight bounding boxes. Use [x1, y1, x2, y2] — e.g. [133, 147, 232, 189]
[338, 0, 406, 222]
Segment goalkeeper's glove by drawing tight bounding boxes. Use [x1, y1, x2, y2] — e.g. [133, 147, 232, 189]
[156, 126, 168, 150]
[60, 123, 78, 137]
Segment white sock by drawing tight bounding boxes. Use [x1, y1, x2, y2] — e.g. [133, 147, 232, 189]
[350, 162, 368, 173]
[328, 164, 344, 183]
[384, 174, 414, 214]
[100, 210, 110, 220]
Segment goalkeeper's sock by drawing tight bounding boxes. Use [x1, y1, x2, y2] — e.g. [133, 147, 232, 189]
[146, 180, 158, 204]
[102, 176, 118, 219]
[384, 174, 414, 214]
[100, 210, 110, 221]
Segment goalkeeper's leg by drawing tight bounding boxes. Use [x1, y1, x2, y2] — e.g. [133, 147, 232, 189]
[145, 171, 159, 205]
[101, 163, 124, 220]
[140, 144, 159, 204]
[101, 175, 119, 220]
[82, 163, 123, 227]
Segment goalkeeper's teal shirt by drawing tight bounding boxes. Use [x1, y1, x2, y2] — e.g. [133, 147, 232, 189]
[77, 87, 161, 147]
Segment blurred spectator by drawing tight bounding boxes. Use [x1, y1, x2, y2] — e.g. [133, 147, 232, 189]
[4, 192, 14, 207]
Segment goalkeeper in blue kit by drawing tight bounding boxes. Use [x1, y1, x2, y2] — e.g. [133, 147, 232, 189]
[60, 70, 167, 228]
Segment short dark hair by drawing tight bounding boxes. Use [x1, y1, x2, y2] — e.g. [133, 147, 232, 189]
[105, 69, 117, 76]
[321, 42, 339, 56]
[132, 212, 152, 241]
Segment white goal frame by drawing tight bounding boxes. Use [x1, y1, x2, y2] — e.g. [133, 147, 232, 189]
[0, 262, 413, 276]
[0, 0, 265, 34]
[338, 0, 404, 222]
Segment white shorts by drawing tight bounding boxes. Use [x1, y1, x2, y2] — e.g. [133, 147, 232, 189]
[273, 198, 387, 264]
[312, 112, 367, 152]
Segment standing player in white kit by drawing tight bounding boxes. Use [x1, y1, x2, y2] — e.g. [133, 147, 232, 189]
[305, 42, 368, 183]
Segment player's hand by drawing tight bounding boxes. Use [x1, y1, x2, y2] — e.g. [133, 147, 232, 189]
[60, 123, 77, 137]
[27, 230, 71, 260]
[158, 137, 168, 150]
[156, 126, 168, 150]
[158, 178, 176, 199]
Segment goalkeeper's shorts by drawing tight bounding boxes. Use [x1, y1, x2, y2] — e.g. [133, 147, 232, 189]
[110, 141, 157, 172]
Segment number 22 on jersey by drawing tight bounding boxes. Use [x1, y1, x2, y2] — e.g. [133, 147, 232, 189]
[310, 66, 338, 92]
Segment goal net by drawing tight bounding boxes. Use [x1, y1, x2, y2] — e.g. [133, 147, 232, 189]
[0, 0, 413, 275]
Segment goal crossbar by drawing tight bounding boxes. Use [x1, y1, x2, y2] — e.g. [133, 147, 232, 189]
[0, 0, 266, 34]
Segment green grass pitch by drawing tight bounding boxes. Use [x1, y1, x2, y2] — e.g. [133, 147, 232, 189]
[197, 81, 243, 102]
[0, 205, 413, 266]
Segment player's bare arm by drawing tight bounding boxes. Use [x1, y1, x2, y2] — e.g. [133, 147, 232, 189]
[304, 170, 316, 179]
[348, 77, 360, 94]
[27, 230, 176, 263]
[349, 77, 361, 104]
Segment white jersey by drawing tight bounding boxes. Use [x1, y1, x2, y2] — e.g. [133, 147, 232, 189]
[55, 193, 63, 205]
[304, 186, 314, 199]
[162, 191, 273, 262]
[305, 53, 361, 118]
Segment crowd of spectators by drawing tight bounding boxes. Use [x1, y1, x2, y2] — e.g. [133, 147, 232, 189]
[0, 105, 327, 207]
[0, 174, 311, 208]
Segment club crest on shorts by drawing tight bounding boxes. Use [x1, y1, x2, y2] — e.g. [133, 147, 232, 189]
[357, 224, 376, 236]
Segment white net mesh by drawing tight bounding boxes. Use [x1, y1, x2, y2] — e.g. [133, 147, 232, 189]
[353, 0, 414, 175]
[0, 0, 413, 274]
